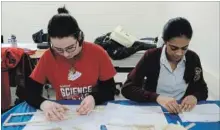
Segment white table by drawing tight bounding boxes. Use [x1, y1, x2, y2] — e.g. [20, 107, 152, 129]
[1, 43, 38, 50]
[1, 43, 46, 59]
[1, 43, 145, 68]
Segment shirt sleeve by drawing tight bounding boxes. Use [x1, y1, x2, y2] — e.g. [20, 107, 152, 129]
[30, 52, 48, 84]
[191, 53, 208, 101]
[25, 77, 46, 109]
[89, 77, 116, 105]
[98, 47, 116, 81]
[121, 51, 159, 102]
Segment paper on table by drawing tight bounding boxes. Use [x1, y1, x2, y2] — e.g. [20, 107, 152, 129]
[23, 105, 80, 130]
[21, 103, 168, 130]
[71, 121, 101, 130]
[22, 110, 57, 130]
[179, 104, 220, 122]
[103, 103, 168, 130]
[23, 105, 105, 130]
[104, 102, 163, 113]
[106, 124, 156, 130]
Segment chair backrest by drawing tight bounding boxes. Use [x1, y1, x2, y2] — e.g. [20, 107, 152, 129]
[1, 35, 4, 43]
[12, 53, 43, 102]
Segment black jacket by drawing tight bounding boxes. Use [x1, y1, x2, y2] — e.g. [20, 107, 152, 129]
[94, 33, 156, 60]
[122, 47, 208, 102]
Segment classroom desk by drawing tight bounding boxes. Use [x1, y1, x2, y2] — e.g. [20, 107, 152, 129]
[1, 100, 220, 130]
[1, 43, 141, 72]
[1, 43, 46, 58]
[28, 49, 46, 59]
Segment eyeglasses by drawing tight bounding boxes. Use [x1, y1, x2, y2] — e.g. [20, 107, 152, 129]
[51, 41, 77, 54]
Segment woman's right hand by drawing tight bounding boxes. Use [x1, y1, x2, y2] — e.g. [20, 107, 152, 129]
[40, 100, 69, 121]
[156, 95, 182, 114]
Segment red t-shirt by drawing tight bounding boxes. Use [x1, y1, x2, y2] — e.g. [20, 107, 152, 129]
[30, 42, 116, 100]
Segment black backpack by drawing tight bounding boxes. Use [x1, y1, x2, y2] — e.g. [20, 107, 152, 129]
[94, 32, 156, 60]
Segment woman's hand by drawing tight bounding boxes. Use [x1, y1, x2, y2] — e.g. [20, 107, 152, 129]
[181, 95, 197, 112]
[40, 100, 69, 121]
[156, 95, 182, 114]
[76, 95, 95, 115]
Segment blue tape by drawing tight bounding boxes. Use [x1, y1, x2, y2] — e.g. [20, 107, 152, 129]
[100, 125, 107, 130]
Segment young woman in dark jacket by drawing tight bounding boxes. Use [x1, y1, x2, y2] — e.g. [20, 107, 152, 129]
[122, 17, 208, 114]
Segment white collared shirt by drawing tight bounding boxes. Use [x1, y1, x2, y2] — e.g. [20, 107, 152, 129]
[156, 45, 188, 100]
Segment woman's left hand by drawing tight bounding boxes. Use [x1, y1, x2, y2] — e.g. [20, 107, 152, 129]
[76, 95, 95, 115]
[181, 95, 197, 112]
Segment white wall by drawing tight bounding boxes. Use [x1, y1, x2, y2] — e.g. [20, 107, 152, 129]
[1, 1, 167, 42]
[1, 1, 219, 99]
[162, 2, 220, 100]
